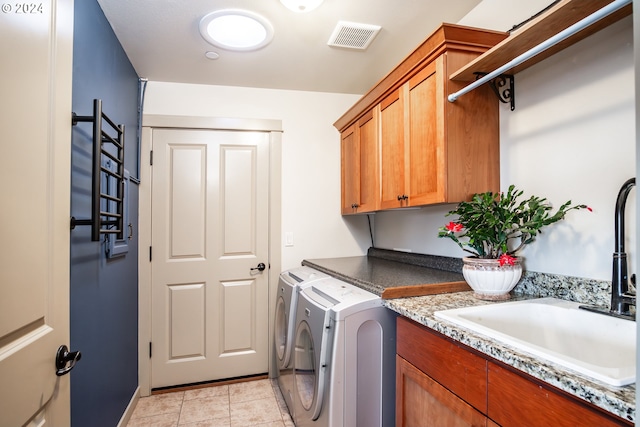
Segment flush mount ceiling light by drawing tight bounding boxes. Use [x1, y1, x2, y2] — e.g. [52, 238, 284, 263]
[279, 0, 324, 13]
[199, 9, 274, 51]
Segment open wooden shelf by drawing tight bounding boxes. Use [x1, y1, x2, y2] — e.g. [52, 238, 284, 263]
[450, 0, 632, 82]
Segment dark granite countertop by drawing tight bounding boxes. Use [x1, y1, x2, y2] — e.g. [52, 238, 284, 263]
[302, 248, 468, 298]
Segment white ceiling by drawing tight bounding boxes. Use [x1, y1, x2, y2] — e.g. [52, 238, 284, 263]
[97, 0, 554, 94]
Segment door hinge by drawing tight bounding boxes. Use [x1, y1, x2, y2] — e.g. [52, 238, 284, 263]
[150, 150, 153, 165]
[149, 246, 152, 262]
[149, 342, 152, 358]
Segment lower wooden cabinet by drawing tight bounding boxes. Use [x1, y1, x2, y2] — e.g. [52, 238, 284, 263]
[396, 356, 488, 427]
[487, 362, 629, 427]
[396, 316, 632, 427]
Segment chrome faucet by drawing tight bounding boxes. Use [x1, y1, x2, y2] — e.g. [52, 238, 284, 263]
[581, 178, 636, 320]
[610, 177, 636, 317]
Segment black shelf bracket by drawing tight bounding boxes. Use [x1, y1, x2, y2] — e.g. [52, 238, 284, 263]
[474, 72, 515, 111]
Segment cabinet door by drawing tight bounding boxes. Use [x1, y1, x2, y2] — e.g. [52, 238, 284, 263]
[397, 316, 487, 413]
[357, 109, 379, 212]
[488, 363, 631, 427]
[340, 110, 379, 215]
[340, 124, 360, 214]
[407, 60, 445, 205]
[379, 88, 407, 210]
[397, 356, 488, 427]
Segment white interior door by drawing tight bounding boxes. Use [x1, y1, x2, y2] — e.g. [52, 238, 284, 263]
[151, 129, 270, 388]
[0, 0, 73, 426]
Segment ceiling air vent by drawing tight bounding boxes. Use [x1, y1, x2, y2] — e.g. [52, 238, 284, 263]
[327, 21, 381, 50]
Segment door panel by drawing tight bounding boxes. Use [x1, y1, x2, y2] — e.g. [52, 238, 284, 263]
[151, 129, 269, 388]
[408, 61, 444, 205]
[168, 283, 205, 360]
[0, 0, 73, 425]
[358, 109, 379, 212]
[340, 125, 359, 213]
[221, 279, 257, 353]
[169, 146, 206, 258]
[221, 146, 258, 254]
[379, 89, 406, 209]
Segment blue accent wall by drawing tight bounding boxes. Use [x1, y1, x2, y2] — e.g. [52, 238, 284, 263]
[70, 1, 139, 425]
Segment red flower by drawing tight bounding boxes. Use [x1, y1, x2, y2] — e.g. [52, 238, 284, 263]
[498, 254, 517, 266]
[445, 222, 463, 233]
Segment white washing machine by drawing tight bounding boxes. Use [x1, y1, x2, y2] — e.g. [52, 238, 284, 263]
[292, 278, 397, 427]
[274, 266, 329, 416]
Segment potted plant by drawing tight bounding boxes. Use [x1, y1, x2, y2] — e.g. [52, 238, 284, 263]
[438, 185, 590, 300]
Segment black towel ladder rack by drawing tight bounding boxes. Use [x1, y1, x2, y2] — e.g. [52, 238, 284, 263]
[70, 99, 125, 242]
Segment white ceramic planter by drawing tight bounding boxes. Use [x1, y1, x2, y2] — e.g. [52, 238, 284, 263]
[462, 257, 523, 300]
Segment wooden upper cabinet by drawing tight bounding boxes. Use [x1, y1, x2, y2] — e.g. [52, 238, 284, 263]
[336, 24, 507, 213]
[441, 50, 501, 203]
[379, 89, 406, 210]
[407, 60, 441, 206]
[357, 109, 379, 212]
[341, 109, 379, 214]
[340, 124, 359, 214]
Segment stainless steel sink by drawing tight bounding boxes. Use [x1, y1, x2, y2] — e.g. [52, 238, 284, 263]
[434, 297, 636, 386]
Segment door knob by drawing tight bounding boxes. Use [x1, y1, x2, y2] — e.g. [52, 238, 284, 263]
[251, 262, 266, 272]
[55, 345, 82, 376]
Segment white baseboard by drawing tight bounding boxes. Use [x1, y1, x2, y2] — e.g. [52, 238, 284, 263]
[116, 386, 140, 427]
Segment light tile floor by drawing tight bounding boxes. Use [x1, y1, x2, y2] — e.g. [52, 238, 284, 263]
[126, 379, 295, 427]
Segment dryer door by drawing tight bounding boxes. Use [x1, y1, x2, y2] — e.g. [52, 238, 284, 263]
[294, 291, 333, 422]
[294, 320, 317, 413]
[274, 294, 288, 367]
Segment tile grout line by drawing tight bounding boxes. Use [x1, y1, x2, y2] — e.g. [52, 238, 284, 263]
[176, 392, 185, 427]
[227, 384, 232, 426]
[128, 380, 287, 427]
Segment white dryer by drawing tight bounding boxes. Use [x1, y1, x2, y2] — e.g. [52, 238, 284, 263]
[292, 278, 397, 427]
[274, 266, 329, 416]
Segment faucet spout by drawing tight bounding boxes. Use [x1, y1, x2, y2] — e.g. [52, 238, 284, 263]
[611, 177, 636, 316]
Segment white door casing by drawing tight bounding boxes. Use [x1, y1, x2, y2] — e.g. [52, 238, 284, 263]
[0, 0, 73, 426]
[144, 123, 281, 389]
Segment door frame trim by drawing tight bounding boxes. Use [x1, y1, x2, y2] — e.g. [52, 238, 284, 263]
[138, 115, 282, 396]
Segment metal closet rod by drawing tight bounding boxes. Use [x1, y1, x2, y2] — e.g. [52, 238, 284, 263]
[447, 0, 632, 103]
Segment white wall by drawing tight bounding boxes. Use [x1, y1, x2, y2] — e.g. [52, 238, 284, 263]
[375, 11, 635, 281]
[143, 83, 368, 270]
[143, 4, 636, 281]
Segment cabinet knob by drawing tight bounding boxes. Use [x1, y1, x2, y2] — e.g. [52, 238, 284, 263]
[351, 203, 359, 209]
[397, 194, 408, 201]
